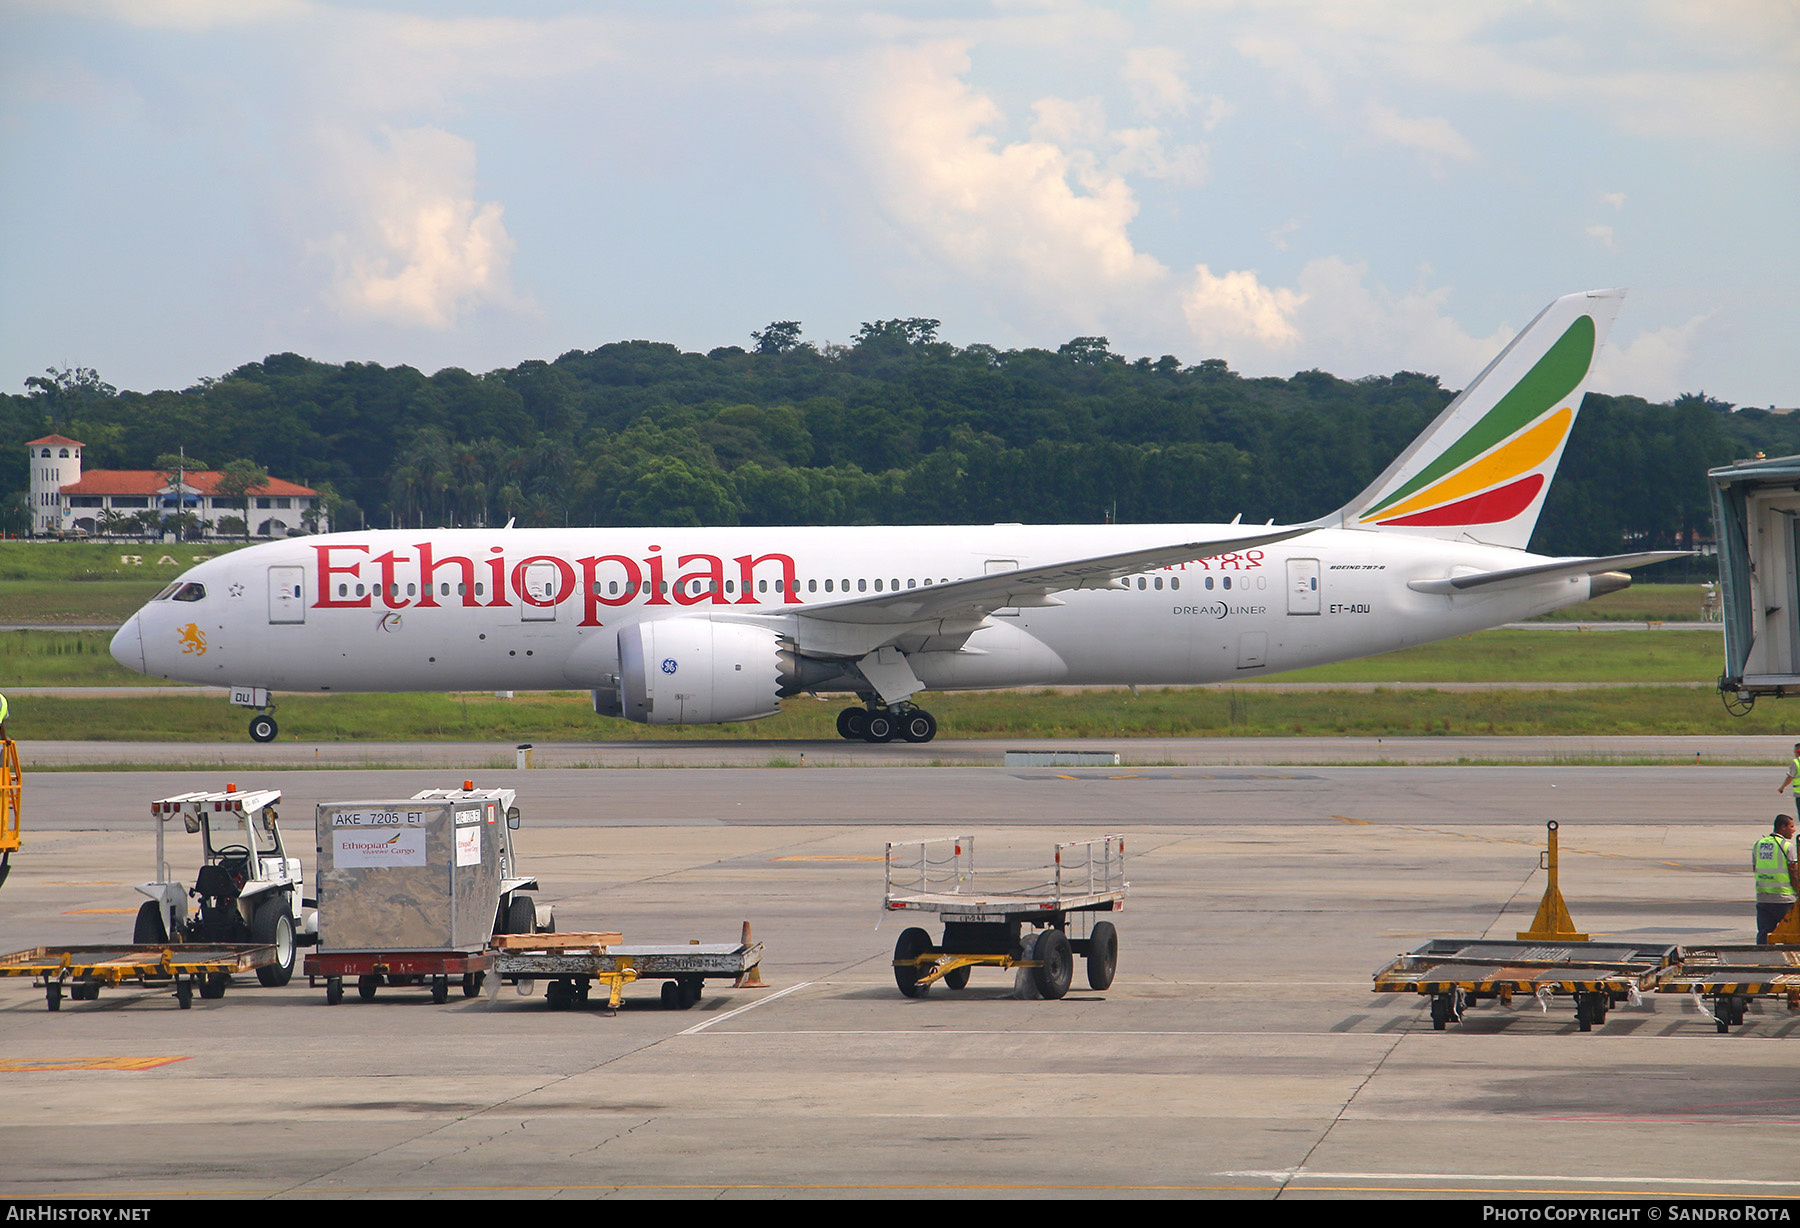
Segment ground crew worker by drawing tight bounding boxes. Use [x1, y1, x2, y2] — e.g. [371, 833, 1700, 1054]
[1778, 743, 1800, 819]
[1753, 814, 1800, 944]
[0, 691, 9, 740]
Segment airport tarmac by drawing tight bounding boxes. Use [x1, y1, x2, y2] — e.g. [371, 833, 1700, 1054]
[1, 752, 1795, 1200]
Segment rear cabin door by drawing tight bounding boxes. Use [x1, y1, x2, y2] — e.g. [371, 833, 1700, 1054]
[1287, 558, 1321, 615]
[268, 565, 305, 624]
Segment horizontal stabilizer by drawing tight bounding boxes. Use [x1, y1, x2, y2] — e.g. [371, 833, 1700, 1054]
[1406, 551, 1688, 595]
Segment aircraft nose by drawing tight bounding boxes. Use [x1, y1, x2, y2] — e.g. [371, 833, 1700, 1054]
[110, 614, 145, 675]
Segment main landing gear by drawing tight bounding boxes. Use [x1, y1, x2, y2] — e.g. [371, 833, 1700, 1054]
[836, 705, 937, 744]
[247, 712, 278, 743]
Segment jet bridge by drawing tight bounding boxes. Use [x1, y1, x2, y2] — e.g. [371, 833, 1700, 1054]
[1710, 454, 1800, 709]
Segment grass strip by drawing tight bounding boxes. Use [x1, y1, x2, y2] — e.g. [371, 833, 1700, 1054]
[12, 684, 1800, 743]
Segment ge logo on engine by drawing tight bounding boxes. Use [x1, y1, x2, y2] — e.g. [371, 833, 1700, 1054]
[661, 658, 679, 675]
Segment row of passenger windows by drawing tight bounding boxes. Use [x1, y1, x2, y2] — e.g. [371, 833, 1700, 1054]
[169, 573, 1235, 603]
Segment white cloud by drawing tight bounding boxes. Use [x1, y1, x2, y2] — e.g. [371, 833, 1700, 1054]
[1585, 223, 1615, 247]
[1600, 191, 1626, 210]
[1123, 46, 1194, 118]
[841, 42, 1167, 321]
[1364, 101, 1476, 163]
[314, 126, 520, 329]
[1109, 127, 1208, 183]
[1266, 219, 1302, 252]
[1030, 96, 1107, 147]
[1286, 256, 1511, 379]
[1178, 255, 1515, 381]
[1591, 314, 1708, 402]
[1223, 0, 1800, 150]
[1182, 265, 1304, 348]
[82, 0, 308, 31]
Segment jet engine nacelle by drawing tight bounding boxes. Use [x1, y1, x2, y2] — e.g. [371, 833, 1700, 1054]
[618, 617, 783, 725]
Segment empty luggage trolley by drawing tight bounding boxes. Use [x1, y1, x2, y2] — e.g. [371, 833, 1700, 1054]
[884, 834, 1125, 999]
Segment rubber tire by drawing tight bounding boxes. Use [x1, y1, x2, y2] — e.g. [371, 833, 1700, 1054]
[943, 965, 971, 991]
[357, 974, 379, 1001]
[431, 975, 449, 1005]
[894, 927, 933, 998]
[199, 973, 229, 1000]
[836, 708, 868, 740]
[678, 978, 701, 1009]
[325, 977, 343, 1005]
[133, 901, 168, 945]
[661, 981, 681, 1009]
[1086, 921, 1118, 991]
[899, 711, 937, 743]
[248, 713, 277, 743]
[46, 982, 61, 1011]
[502, 894, 536, 936]
[461, 972, 483, 998]
[251, 898, 297, 987]
[1030, 928, 1073, 1000]
[863, 713, 897, 744]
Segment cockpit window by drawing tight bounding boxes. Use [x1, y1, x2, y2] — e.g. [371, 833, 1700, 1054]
[171, 583, 206, 602]
[152, 583, 182, 601]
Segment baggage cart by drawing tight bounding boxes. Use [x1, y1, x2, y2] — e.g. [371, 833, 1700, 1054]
[0, 942, 277, 1010]
[1372, 938, 1679, 1031]
[489, 932, 764, 1011]
[308, 784, 546, 1004]
[883, 834, 1125, 999]
[304, 949, 493, 1005]
[1655, 945, 1800, 1032]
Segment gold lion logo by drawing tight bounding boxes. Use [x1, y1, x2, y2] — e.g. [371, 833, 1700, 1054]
[178, 623, 207, 656]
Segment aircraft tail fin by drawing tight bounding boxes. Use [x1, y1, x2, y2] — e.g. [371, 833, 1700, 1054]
[1319, 289, 1624, 550]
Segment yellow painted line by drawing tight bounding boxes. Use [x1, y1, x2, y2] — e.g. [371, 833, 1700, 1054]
[0, 1056, 191, 1072]
[1334, 815, 1372, 825]
[769, 855, 883, 862]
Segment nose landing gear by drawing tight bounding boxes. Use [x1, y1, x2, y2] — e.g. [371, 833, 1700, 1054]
[248, 711, 278, 743]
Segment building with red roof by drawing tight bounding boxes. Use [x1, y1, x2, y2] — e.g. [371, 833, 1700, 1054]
[27, 436, 327, 538]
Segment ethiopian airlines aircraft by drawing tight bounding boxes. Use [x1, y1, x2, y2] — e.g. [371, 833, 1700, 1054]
[111, 290, 1679, 743]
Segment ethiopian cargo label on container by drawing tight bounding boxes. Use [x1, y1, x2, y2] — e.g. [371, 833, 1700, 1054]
[335, 828, 427, 867]
[455, 824, 481, 867]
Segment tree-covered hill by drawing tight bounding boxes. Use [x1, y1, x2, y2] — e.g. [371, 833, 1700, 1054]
[1, 319, 1772, 570]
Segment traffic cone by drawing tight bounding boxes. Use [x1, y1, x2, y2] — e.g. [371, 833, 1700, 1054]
[734, 920, 769, 989]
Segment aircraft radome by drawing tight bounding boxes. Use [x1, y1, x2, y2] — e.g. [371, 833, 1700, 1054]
[111, 289, 1682, 744]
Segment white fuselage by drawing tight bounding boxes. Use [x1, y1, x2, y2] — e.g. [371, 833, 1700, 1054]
[112, 524, 1599, 699]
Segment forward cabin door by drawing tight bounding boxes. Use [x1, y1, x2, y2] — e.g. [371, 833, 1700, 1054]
[268, 565, 305, 624]
[521, 561, 559, 622]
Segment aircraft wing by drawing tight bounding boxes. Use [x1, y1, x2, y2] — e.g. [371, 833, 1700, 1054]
[790, 527, 1311, 627]
[1405, 551, 1688, 595]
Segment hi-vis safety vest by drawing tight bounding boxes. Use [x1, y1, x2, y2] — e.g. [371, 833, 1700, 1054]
[1755, 834, 1797, 901]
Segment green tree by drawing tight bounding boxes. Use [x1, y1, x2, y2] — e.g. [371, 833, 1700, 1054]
[751, 321, 805, 355]
[213, 458, 270, 540]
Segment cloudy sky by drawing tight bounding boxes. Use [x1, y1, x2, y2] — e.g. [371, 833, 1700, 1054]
[2, 0, 1794, 406]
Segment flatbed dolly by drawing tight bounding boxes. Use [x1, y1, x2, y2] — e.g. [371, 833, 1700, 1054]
[1655, 945, 1800, 1032]
[1372, 939, 1679, 1031]
[0, 942, 278, 1010]
[883, 834, 1125, 1000]
[305, 950, 494, 1005]
[489, 932, 764, 1011]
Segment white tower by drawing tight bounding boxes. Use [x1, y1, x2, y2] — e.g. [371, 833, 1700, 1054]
[26, 434, 82, 536]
